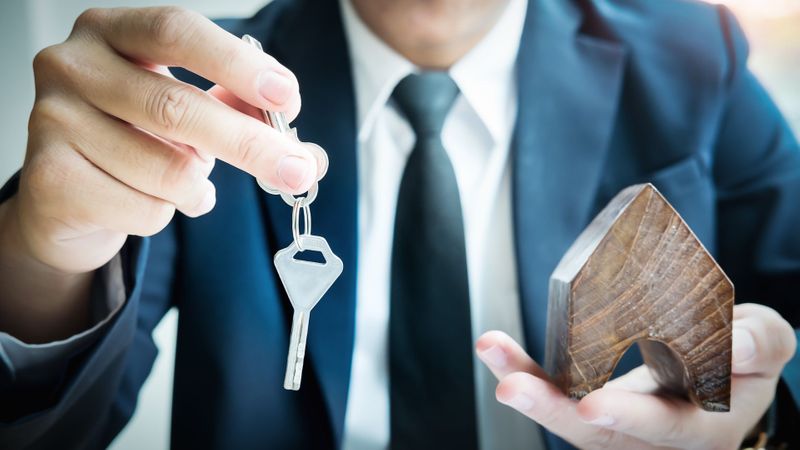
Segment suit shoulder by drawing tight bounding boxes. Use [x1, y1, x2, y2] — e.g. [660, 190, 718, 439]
[173, 0, 292, 88]
[213, 0, 292, 39]
[591, 0, 747, 85]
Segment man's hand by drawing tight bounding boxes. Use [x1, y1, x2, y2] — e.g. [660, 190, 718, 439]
[0, 7, 324, 342]
[476, 303, 797, 450]
[16, 6, 325, 273]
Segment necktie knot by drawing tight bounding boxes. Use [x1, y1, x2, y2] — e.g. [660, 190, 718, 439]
[392, 72, 459, 138]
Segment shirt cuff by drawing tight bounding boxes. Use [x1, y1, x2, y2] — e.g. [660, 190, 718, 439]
[0, 254, 126, 385]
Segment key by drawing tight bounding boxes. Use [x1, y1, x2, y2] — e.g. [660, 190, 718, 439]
[274, 205, 343, 390]
[242, 34, 292, 195]
[242, 34, 342, 391]
[241, 34, 328, 197]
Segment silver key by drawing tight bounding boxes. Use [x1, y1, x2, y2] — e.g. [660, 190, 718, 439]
[242, 35, 292, 133]
[274, 204, 343, 390]
[242, 34, 342, 391]
[241, 34, 328, 200]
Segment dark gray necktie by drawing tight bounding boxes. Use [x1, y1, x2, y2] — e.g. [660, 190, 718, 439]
[389, 72, 478, 449]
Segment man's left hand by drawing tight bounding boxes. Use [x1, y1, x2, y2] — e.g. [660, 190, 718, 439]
[476, 303, 797, 450]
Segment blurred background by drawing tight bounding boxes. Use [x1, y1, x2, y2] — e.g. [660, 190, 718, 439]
[0, 1, 797, 449]
[711, 0, 800, 133]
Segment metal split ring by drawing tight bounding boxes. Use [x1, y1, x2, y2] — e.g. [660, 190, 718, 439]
[257, 179, 319, 208]
[291, 198, 312, 251]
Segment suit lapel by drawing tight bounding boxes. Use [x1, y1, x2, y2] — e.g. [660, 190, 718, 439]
[258, 0, 358, 444]
[512, 0, 627, 362]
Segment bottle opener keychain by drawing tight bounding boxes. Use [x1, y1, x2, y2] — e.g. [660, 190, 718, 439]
[242, 35, 343, 391]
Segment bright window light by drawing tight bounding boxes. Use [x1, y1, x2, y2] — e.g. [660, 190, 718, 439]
[705, 0, 800, 18]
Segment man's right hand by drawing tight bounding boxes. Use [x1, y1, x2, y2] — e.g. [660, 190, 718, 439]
[0, 7, 323, 341]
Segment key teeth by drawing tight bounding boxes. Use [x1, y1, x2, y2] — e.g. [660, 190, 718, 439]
[294, 363, 303, 386]
[284, 360, 302, 391]
[294, 358, 304, 386]
[284, 348, 306, 391]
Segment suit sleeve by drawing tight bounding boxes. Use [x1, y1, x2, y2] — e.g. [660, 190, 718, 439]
[0, 251, 126, 420]
[711, 6, 800, 443]
[0, 171, 178, 450]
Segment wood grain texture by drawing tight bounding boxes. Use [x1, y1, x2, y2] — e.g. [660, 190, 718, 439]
[545, 183, 733, 412]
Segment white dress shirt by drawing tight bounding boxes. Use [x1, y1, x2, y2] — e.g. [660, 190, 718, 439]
[339, 1, 545, 449]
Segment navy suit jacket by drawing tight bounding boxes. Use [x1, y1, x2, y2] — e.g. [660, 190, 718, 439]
[1, 0, 799, 448]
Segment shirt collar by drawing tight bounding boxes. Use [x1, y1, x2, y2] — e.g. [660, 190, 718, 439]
[450, 0, 527, 143]
[339, 0, 413, 142]
[339, 0, 528, 144]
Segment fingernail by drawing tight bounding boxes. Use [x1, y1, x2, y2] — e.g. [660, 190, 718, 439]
[503, 393, 535, 412]
[258, 71, 293, 105]
[733, 327, 756, 364]
[478, 345, 508, 369]
[278, 155, 312, 191]
[195, 188, 216, 215]
[585, 415, 615, 427]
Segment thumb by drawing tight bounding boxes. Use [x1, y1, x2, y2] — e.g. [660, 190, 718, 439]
[731, 303, 796, 377]
[207, 84, 327, 189]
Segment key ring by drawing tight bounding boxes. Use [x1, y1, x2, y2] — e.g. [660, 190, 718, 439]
[291, 197, 312, 251]
[260, 178, 319, 208]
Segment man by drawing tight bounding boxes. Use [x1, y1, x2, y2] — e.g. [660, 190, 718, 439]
[0, 0, 797, 448]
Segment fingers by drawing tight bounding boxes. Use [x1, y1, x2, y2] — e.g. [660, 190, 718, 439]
[18, 4, 317, 275]
[56, 100, 216, 217]
[208, 85, 328, 180]
[602, 365, 660, 394]
[496, 372, 632, 449]
[731, 303, 796, 377]
[61, 46, 317, 194]
[74, 7, 300, 115]
[475, 332, 654, 449]
[474, 311, 796, 450]
[476, 330, 549, 379]
[208, 84, 263, 121]
[575, 307, 793, 450]
[575, 372, 778, 450]
[475, 332, 590, 441]
[576, 385, 713, 448]
[24, 143, 175, 241]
